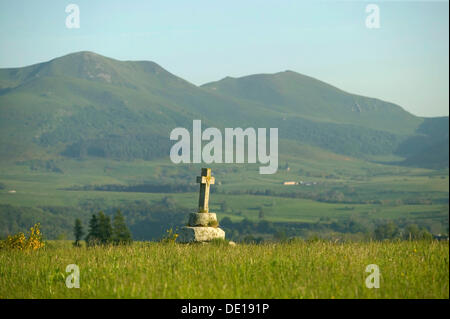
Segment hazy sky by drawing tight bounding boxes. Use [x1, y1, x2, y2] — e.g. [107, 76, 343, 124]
[0, 0, 448, 117]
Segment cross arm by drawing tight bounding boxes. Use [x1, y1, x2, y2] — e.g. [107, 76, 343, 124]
[197, 176, 215, 184]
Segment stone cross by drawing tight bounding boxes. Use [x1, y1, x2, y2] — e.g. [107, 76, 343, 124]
[196, 168, 215, 213]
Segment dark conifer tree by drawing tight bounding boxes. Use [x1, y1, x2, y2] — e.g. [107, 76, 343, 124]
[112, 209, 132, 245]
[73, 218, 84, 247]
[86, 214, 100, 246]
[98, 211, 113, 245]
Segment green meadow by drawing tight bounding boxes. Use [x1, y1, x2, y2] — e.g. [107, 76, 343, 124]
[0, 156, 448, 223]
[0, 240, 448, 299]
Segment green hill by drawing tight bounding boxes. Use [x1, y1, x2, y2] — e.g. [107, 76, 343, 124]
[201, 71, 422, 134]
[0, 51, 447, 168]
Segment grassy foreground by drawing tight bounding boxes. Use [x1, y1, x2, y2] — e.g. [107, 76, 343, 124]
[0, 240, 448, 299]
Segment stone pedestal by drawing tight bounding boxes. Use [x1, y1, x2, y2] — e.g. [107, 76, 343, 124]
[188, 212, 218, 227]
[178, 212, 226, 243]
[178, 226, 225, 243]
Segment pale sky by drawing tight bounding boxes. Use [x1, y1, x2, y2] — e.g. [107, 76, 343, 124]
[0, 0, 448, 117]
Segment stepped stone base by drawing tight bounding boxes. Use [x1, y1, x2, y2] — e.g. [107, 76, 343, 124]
[178, 226, 225, 243]
[188, 212, 218, 227]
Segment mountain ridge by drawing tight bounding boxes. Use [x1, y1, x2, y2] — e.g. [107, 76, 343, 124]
[0, 51, 447, 169]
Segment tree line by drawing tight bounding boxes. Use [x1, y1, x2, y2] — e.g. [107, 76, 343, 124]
[74, 210, 132, 246]
[219, 216, 446, 243]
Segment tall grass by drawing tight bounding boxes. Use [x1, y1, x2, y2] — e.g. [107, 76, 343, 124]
[0, 240, 448, 299]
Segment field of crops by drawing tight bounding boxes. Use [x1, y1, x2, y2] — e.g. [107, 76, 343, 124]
[0, 240, 448, 299]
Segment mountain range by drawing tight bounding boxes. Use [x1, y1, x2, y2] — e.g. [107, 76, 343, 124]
[0, 51, 448, 169]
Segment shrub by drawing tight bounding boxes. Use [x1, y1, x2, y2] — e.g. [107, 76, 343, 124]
[0, 223, 45, 250]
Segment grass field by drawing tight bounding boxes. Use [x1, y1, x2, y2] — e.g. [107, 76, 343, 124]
[0, 240, 448, 299]
[0, 158, 448, 223]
